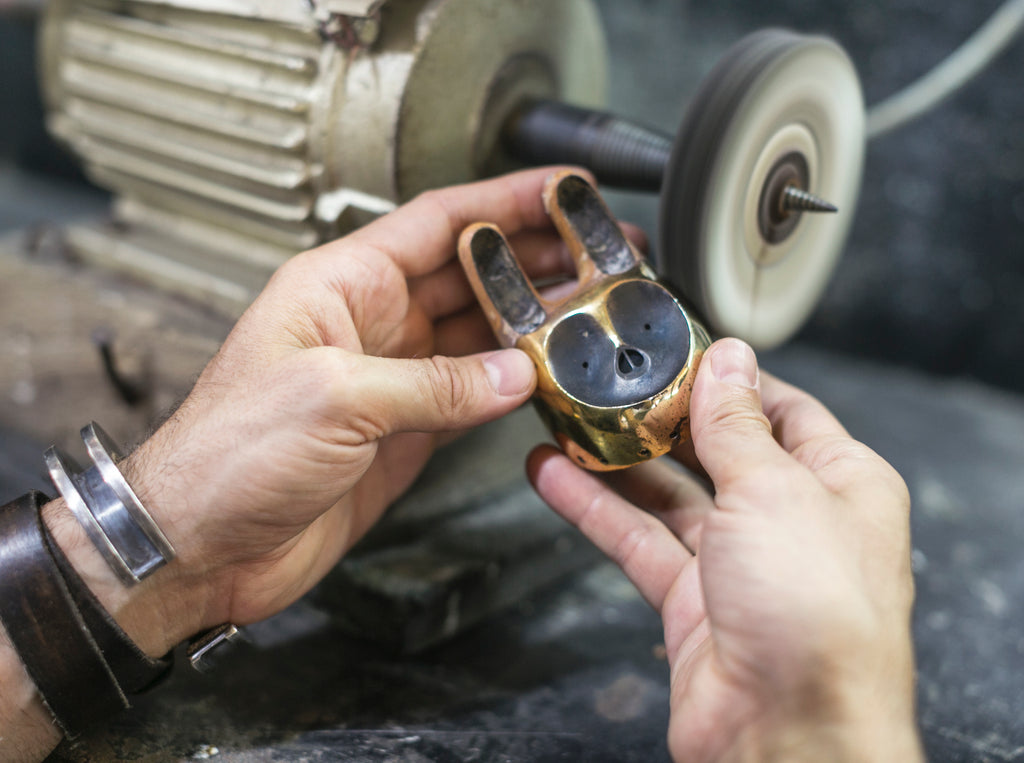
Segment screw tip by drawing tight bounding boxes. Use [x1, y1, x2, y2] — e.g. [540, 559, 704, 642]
[782, 186, 838, 214]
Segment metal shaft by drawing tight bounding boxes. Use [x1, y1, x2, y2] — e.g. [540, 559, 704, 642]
[504, 99, 840, 217]
[503, 99, 673, 192]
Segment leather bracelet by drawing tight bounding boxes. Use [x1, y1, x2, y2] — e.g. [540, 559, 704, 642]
[42, 521, 174, 694]
[0, 492, 128, 737]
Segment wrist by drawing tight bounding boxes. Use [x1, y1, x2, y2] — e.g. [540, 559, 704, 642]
[755, 656, 924, 762]
[40, 446, 219, 658]
[757, 709, 923, 763]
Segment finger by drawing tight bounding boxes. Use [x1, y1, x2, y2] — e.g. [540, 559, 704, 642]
[689, 339, 794, 500]
[409, 229, 574, 320]
[668, 434, 707, 481]
[759, 373, 892, 495]
[407, 260, 476, 323]
[508, 228, 576, 279]
[433, 309, 499, 358]
[344, 348, 536, 436]
[601, 459, 715, 554]
[527, 445, 692, 612]
[346, 166, 593, 277]
[760, 372, 850, 454]
[536, 278, 580, 304]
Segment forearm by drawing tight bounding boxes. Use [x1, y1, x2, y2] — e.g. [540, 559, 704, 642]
[0, 624, 61, 762]
[0, 481, 213, 761]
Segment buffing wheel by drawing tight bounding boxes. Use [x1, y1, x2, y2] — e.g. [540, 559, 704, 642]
[659, 29, 865, 350]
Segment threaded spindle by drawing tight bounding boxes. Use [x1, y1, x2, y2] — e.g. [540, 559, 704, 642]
[504, 99, 673, 192]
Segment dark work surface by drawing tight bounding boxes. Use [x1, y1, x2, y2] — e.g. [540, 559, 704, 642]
[769, 348, 1024, 763]
[48, 564, 676, 763]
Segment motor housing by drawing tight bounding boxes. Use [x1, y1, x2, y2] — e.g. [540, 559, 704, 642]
[39, 0, 607, 315]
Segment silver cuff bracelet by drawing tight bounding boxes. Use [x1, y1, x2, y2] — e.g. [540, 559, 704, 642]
[45, 422, 175, 585]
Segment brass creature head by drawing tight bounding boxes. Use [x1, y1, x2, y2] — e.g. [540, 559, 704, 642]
[458, 171, 711, 470]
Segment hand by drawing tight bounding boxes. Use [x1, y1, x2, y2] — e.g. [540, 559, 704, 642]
[43, 167, 603, 658]
[7, 167, 599, 761]
[527, 338, 924, 761]
[5, 166, 661, 761]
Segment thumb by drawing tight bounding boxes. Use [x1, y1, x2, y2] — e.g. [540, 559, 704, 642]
[690, 339, 789, 493]
[350, 349, 536, 435]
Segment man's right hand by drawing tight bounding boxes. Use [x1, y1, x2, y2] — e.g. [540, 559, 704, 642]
[529, 338, 924, 762]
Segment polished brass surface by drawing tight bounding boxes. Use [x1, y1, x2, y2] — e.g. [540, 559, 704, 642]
[460, 171, 711, 472]
[526, 268, 710, 471]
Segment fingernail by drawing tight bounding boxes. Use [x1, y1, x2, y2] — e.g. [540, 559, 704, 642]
[710, 339, 758, 388]
[485, 350, 536, 396]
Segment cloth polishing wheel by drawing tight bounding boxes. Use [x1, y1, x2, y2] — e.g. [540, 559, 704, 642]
[659, 29, 866, 350]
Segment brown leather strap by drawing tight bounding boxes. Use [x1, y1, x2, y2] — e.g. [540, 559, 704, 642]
[0, 492, 128, 737]
[43, 521, 174, 693]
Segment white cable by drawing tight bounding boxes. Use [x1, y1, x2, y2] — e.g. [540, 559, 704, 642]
[867, 0, 1024, 139]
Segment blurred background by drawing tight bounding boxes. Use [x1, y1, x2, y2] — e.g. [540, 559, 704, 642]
[4, 0, 1022, 390]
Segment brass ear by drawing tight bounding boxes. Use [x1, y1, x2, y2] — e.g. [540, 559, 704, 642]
[543, 171, 641, 285]
[457, 223, 547, 347]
